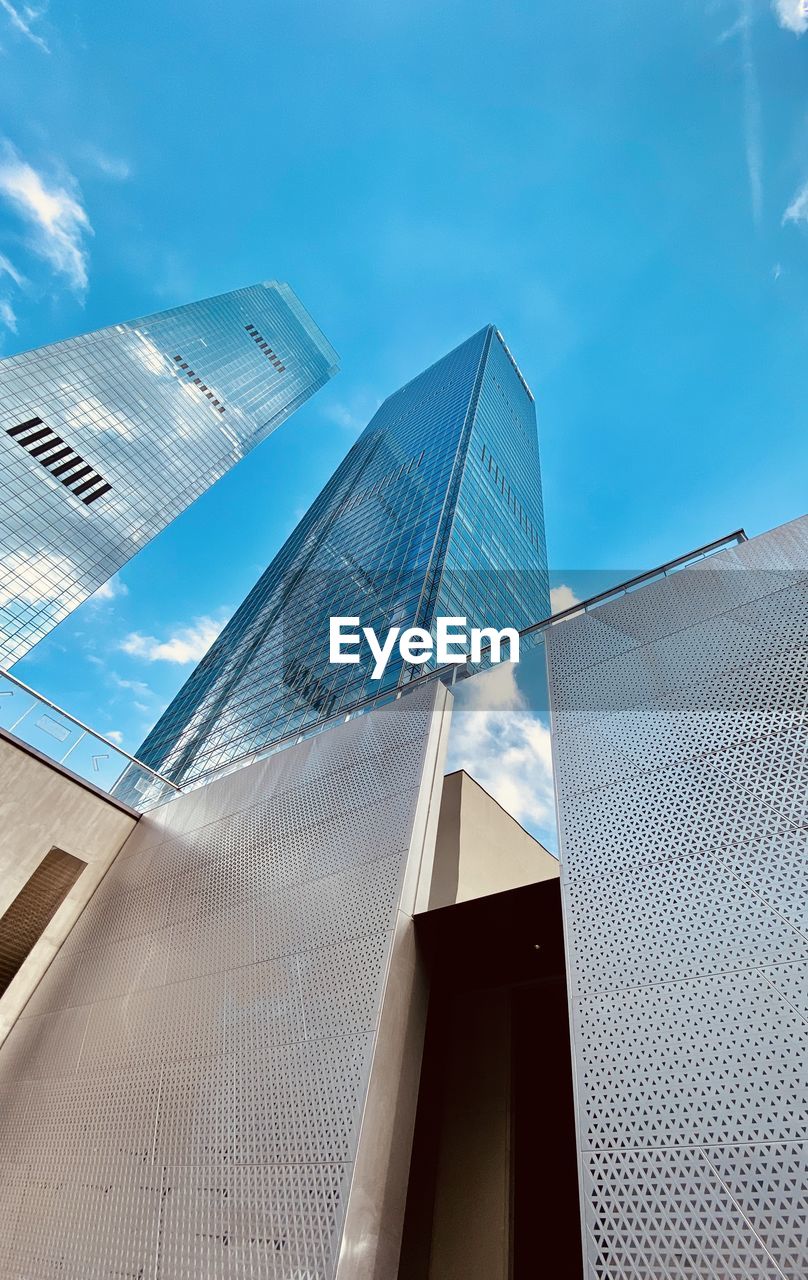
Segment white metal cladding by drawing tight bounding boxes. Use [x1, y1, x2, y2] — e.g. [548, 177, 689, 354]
[546, 514, 808, 1280]
[0, 681, 445, 1279]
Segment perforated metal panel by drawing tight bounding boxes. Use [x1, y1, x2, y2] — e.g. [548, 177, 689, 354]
[0, 682, 445, 1279]
[547, 515, 808, 1279]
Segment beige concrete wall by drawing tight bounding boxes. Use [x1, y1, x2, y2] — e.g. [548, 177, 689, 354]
[0, 732, 137, 1045]
[428, 769, 558, 910]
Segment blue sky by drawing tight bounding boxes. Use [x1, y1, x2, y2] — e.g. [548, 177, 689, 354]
[1, 0, 807, 759]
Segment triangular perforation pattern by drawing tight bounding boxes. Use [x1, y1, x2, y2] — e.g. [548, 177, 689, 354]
[585, 1146, 790, 1279]
[548, 519, 808, 1279]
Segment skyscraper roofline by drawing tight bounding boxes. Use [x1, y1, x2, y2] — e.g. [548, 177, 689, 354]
[494, 327, 534, 402]
[2, 280, 340, 371]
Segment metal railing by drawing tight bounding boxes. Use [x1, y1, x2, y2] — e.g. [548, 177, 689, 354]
[185, 528, 749, 789]
[0, 529, 747, 803]
[524, 529, 749, 636]
[0, 668, 182, 811]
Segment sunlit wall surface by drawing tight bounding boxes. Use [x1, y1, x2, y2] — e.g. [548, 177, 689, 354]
[547, 516, 808, 1277]
[0, 282, 339, 666]
[132, 325, 549, 789]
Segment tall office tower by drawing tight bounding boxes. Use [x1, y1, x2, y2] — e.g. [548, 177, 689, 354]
[134, 324, 549, 788]
[0, 283, 339, 667]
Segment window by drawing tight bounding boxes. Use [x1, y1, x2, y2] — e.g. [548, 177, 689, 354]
[171, 357, 227, 413]
[6, 418, 112, 506]
[244, 323, 287, 373]
[0, 848, 86, 996]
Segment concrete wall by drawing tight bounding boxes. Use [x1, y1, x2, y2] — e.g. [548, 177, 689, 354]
[428, 769, 558, 910]
[0, 682, 449, 1280]
[0, 731, 137, 1047]
[547, 514, 808, 1278]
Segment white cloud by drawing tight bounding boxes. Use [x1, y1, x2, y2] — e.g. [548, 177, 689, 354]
[0, 549, 74, 606]
[446, 662, 556, 837]
[720, 4, 764, 226]
[0, 252, 24, 336]
[0, 142, 92, 292]
[550, 584, 581, 614]
[772, 0, 808, 35]
[783, 180, 808, 225]
[131, 333, 170, 376]
[63, 392, 136, 440]
[0, 298, 16, 332]
[324, 402, 365, 432]
[81, 146, 131, 181]
[0, 0, 49, 52]
[120, 615, 227, 664]
[0, 251, 25, 288]
[740, 1, 763, 227]
[106, 729, 124, 745]
[89, 574, 128, 603]
[109, 671, 154, 699]
[322, 392, 381, 435]
[718, 15, 747, 41]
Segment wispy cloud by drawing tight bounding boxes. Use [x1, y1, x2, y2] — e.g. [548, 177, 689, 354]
[446, 662, 556, 841]
[323, 402, 366, 432]
[0, 298, 16, 332]
[739, 0, 763, 227]
[783, 180, 808, 225]
[81, 146, 132, 181]
[0, 0, 49, 53]
[772, 0, 808, 35]
[718, 14, 748, 42]
[0, 251, 25, 288]
[89, 574, 128, 603]
[109, 671, 154, 700]
[550, 584, 581, 614]
[120, 614, 228, 664]
[0, 251, 24, 335]
[322, 391, 381, 435]
[0, 141, 92, 293]
[720, 3, 763, 226]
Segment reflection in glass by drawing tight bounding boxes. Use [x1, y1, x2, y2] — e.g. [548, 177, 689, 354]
[444, 640, 557, 853]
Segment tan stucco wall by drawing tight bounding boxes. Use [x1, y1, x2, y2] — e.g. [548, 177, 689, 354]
[429, 770, 558, 910]
[0, 733, 137, 1044]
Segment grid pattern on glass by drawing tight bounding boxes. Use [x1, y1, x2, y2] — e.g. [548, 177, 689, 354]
[6, 416, 111, 504]
[130, 325, 549, 790]
[0, 282, 339, 667]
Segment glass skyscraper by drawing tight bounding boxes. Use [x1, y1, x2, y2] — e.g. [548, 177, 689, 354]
[0, 282, 338, 667]
[133, 324, 549, 788]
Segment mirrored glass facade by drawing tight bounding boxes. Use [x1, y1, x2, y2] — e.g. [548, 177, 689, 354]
[132, 325, 549, 788]
[0, 282, 339, 666]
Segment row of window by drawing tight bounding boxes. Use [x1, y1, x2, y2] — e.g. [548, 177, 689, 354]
[480, 443, 542, 552]
[6, 417, 111, 506]
[171, 356, 227, 413]
[244, 324, 286, 372]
